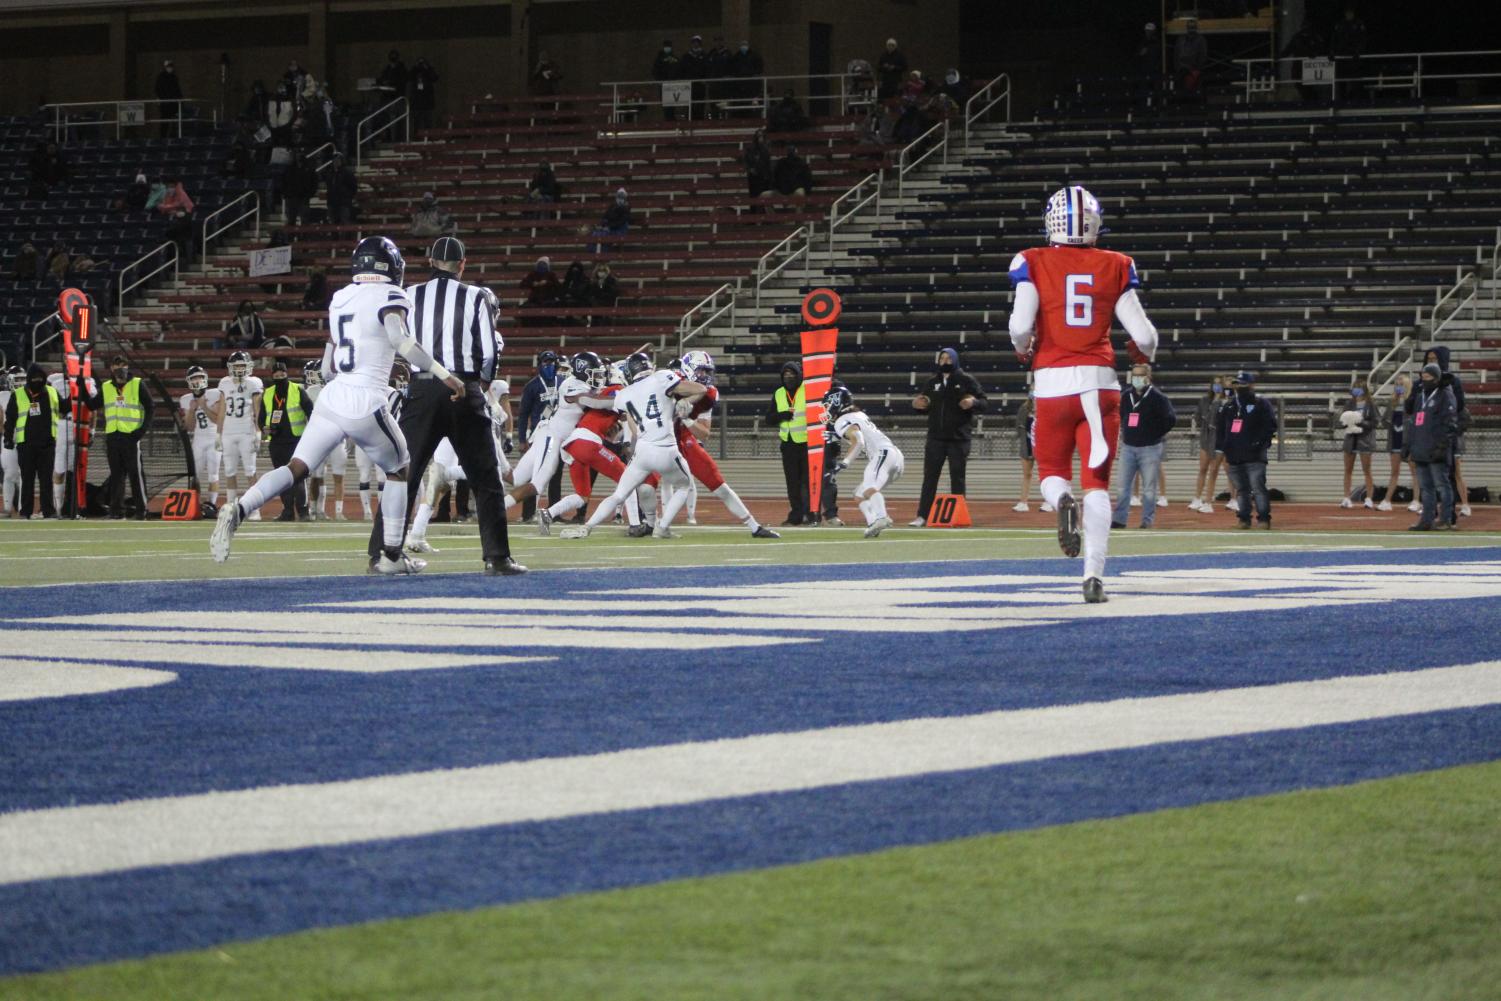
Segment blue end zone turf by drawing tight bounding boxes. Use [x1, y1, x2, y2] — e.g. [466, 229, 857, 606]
[3, 547, 1501, 973]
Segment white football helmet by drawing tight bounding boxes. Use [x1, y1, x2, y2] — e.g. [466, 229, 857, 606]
[228, 351, 252, 381]
[1044, 185, 1103, 246]
[680, 349, 715, 386]
[186, 365, 209, 394]
[303, 360, 324, 388]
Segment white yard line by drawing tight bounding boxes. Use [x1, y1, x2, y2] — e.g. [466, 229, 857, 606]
[3, 661, 1499, 885]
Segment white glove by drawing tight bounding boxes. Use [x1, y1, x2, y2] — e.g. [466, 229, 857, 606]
[674, 399, 696, 419]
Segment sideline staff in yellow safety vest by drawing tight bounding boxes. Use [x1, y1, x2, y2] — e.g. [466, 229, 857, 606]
[767, 359, 810, 525]
[3, 364, 61, 518]
[260, 358, 314, 520]
[93, 354, 154, 520]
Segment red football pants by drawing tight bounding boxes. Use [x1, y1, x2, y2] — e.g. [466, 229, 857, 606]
[1033, 390, 1121, 492]
[677, 431, 725, 491]
[564, 439, 657, 498]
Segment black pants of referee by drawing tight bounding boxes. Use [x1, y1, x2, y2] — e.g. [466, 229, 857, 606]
[917, 437, 970, 521]
[105, 432, 147, 518]
[368, 375, 512, 564]
[18, 441, 56, 518]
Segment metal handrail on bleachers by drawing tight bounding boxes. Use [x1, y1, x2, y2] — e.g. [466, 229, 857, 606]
[117, 242, 179, 322]
[29, 311, 60, 364]
[356, 97, 409, 168]
[199, 190, 261, 264]
[754, 225, 813, 314]
[1233, 48, 1501, 102]
[678, 282, 739, 354]
[896, 120, 948, 195]
[602, 72, 866, 124]
[41, 98, 215, 143]
[963, 73, 1011, 149]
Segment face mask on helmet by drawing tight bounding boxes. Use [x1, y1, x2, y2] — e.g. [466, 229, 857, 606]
[1044, 185, 1103, 246]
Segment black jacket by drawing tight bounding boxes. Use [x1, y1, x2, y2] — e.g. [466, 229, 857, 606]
[1216, 393, 1277, 464]
[915, 365, 987, 441]
[1119, 385, 1177, 446]
[1407, 346, 1467, 428]
[1404, 383, 1458, 464]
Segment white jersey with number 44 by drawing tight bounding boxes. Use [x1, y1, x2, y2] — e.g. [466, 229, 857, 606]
[217, 376, 263, 435]
[326, 282, 413, 398]
[614, 370, 683, 447]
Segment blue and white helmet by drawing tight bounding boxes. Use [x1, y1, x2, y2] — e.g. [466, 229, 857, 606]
[1044, 185, 1103, 246]
[680, 349, 715, 385]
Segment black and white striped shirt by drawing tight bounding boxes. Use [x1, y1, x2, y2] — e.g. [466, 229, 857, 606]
[405, 274, 501, 380]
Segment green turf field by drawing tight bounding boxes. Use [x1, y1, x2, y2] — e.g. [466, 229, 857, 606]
[4, 518, 1499, 585]
[8, 760, 1499, 1001]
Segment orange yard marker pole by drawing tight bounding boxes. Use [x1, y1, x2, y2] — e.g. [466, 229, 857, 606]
[799, 289, 841, 519]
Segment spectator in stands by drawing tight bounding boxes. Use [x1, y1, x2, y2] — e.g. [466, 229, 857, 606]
[519, 257, 562, 325]
[27, 141, 68, 191]
[877, 38, 908, 100]
[768, 89, 810, 133]
[901, 69, 927, 103]
[1381, 375, 1415, 513]
[326, 153, 358, 224]
[1135, 22, 1161, 84]
[591, 188, 631, 254]
[282, 153, 319, 226]
[44, 243, 70, 283]
[769, 360, 809, 525]
[865, 103, 901, 145]
[532, 52, 564, 97]
[652, 40, 681, 119]
[224, 301, 266, 349]
[410, 57, 439, 132]
[308, 84, 338, 142]
[560, 261, 590, 311]
[301, 269, 331, 311]
[1338, 381, 1377, 509]
[911, 347, 986, 527]
[267, 82, 296, 141]
[1175, 19, 1209, 98]
[528, 161, 563, 203]
[1112, 363, 1177, 529]
[377, 50, 408, 103]
[410, 191, 457, 237]
[1405, 363, 1458, 531]
[11, 243, 39, 282]
[773, 146, 813, 196]
[154, 58, 183, 137]
[125, 171, 150, 210]
[742, 129, 774, 199]
[158, 176, 196, 262]
[939, 69, 970, 108]
[731, 41, 765, 114]
[1189, 376, 1224, 513]
[1218, 370, 1276, 529]
[144, 178, 169, 211]
[70, 251, 98, 273]
[587, 262, 620, 321]
[244, 81, 270, 124]
[1329, 4, 1368, 100]
[681, 35, 709, 118]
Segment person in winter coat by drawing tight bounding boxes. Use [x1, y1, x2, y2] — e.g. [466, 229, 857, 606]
[742, 129, 774, 199]
[1190, 375, 1225, 513]
[768, 360, 810, 525]
[1112, 363, 1177, 529]
[1337, 381, 1377, 508]
[1404, 362, 1459, 530]
[1217, 370, 1277, 529]
[876, 38, 908, 99]
[911, 347, 987, 526]
[1411, 345, 1471, 520]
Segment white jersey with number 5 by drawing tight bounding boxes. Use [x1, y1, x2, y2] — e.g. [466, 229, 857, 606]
[217, 375, 263, 435]
[614, 370, 682, 447]
[323, 282, 413, 416]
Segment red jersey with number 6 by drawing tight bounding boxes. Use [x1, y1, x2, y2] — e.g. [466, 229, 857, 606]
[1012, 245, 1140, 371]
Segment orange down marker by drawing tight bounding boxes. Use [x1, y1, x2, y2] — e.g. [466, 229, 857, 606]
[799, 289, 841, 517]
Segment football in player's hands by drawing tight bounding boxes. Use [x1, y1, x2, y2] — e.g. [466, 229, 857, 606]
[674, 399, 696, 419]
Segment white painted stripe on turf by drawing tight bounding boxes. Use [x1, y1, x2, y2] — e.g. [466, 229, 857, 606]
[2, 661, 1500, 885]
[0, 659, 176, 702]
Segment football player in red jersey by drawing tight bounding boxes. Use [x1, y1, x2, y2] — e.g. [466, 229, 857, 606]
[675, 349, 780, 538]
[1009, 185, 1159, 603]
[539, 353, 657, 537]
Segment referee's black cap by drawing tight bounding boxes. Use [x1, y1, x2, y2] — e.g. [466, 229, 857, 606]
[429, 236, 466, 263]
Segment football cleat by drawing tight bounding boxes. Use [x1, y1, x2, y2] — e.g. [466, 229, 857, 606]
[407, 539, 437, 554]
[537, 509, 553, 536]
[209, 503, 242, 563]
[374, 552, 425, 574]
[560, 525, 591, 539]
[1083, 577, 1108, 603]
[751, 525, 781, 539]
[626, 523, 653, 538]
[652, 524, 675, 539]
[1055, 494, 1081, 558]
[864, 516, 894, 538]
[1039, 502, 1055, 513]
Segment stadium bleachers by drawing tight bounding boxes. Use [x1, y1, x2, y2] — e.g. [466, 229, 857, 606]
[716, 94, 1501, 434]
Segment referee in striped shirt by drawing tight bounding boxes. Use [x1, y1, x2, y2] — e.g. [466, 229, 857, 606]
[367, 236, 526, 575]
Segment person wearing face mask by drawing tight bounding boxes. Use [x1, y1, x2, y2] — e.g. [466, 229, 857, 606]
[910, 347, 987, 527]
[1213, 375, 1241, 514]
[1408, 346, 1470, 520]
[260, 359, 313, 521]
[769, 360, 810, 525]
[1112, 364, 1176, 529]
[652, 40, 681, 120]
[876, 38, 907, 100]
[729, 41, 764, 116]
[1337, 381, 1377, 509]
[1189, 377, 1224, 512]
[1381, 374, 1417, 514]
[1403, 363, 1458, 531]
[4, 365, 60, 519]
[153, 58, 183, 138]
[1216, 370, 1277, 529]
[92, 356, 155, 520]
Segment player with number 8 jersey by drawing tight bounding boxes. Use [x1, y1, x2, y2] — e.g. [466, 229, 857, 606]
[1009, 185, 1159, 603]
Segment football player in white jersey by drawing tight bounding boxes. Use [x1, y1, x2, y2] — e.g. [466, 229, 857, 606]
[0, 366, 21, 517]
[824, 386, 903, 538]
[487, 376, 513, 476]
[404, 437, 466, 554]
[47, 370, 74, 514]
[504, 352, 599, 516]
[211, 236, 466, 573]
[217, 350, 264, 520]
[561, 352, 705, 539]
[177, 365, 224, 507]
